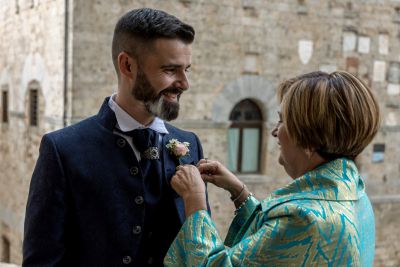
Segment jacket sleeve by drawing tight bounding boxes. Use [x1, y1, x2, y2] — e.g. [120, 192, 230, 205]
[165, 199, 363, 266]
[23, 134, 68, 266]
[165, 201, 330, 267]
[164, 197, 264, 267]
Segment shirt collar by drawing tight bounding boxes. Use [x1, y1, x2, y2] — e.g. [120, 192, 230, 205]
[108, 93, 169, 134]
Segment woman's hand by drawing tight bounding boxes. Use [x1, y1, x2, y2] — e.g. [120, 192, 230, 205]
[171, 165, 207, 217]
[197, 159, 244, 200]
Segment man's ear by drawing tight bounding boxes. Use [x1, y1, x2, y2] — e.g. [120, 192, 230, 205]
[118, 52, 137, 79]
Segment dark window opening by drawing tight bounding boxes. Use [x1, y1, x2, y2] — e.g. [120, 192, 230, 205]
[372, 143, 385, 163]
[29, 89, 39, 126]
[1, 236, 10, 263]
[228, 99, 263, 173]
[1, 90, 8, 123]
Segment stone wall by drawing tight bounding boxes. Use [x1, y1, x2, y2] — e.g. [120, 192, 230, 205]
[0, 0, 66, 263]
[0, 0, 399, 265]
[372, 197, 400, 267]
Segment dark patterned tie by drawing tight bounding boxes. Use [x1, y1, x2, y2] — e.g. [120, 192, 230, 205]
[129, 128, 158, 175]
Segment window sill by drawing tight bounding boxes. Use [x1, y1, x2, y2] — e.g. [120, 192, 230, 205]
[237, 174, 273, 184]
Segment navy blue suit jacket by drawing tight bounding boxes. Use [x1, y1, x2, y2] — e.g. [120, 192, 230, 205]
[23, 98, 209, 266]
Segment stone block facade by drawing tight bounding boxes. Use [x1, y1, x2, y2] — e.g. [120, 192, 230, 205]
[0, 0, 399, 265]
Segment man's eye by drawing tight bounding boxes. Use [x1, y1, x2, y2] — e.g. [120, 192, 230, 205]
[185, 68, 190, 73]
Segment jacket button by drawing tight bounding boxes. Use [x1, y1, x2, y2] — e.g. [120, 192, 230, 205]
[117, 138, 126, 148]
[122, 255, 132, 264]
[133, 225, 142, 234]
[135, 196, 144, 205]
[130, 166, 139, 176]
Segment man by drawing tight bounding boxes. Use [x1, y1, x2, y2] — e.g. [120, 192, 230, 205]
[23, 8, 209, 266]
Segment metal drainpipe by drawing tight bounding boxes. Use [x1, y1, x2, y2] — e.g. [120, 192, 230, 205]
[63, 0, 69, 127]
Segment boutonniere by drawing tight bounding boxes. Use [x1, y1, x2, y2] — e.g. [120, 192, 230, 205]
[166, 139, 190, 159]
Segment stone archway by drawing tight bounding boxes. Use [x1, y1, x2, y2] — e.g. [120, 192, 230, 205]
[210, 75, 281, 177]
[211, 75, 279, 125]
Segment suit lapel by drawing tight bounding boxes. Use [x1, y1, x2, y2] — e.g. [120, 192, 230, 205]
[162, 133, 186, 223]
[162, 134, 178, 185]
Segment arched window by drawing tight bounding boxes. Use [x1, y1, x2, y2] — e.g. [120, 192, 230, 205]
[227, 99, 263, 173]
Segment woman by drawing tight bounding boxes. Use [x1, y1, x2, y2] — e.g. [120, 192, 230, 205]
[164, 71, 379, 266]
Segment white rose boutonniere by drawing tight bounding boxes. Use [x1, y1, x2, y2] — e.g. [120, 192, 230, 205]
[166, 139, 190, 159]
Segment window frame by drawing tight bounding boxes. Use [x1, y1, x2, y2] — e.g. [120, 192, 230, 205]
[228, 99, 263, 174]
[372, 143, 385, 163]
[230, 121, 262, 173]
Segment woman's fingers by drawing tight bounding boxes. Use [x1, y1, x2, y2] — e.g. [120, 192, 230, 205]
[198, 161, 219, 175]
[175, 164, 185, 171]
[174, 165, 202, 182]
[197, 160, 221, 184]
[201, 173, 215, 184]
[197, 158, 213, 168]
[197, 159, 206, 166]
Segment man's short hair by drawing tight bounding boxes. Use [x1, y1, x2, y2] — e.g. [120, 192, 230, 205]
[278, 71, 380, 160]
[112, 8, 195, 75]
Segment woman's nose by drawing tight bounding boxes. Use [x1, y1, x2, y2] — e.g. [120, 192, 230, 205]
[271, 126, 278, 137]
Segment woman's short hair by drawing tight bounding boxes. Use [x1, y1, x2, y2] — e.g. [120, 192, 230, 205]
[278, 71, 380, 160]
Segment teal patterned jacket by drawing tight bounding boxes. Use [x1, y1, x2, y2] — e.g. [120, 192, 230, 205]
[164, 158, 375, 266]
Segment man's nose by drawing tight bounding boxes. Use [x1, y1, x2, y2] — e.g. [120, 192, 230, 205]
[174, 71, 189, 90]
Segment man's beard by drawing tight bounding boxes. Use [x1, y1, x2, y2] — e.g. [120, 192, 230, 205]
[132, 69, 182, 121]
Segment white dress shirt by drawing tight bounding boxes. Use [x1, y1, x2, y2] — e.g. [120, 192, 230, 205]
[108, 94, 169, 160]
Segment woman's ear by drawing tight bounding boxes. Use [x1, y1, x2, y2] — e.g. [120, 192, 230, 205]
[118, 52, 137, 79]
[304, 148, 314, 159]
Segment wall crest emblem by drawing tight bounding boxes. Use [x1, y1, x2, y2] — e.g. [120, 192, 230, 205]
[298, 40, 313, 65]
